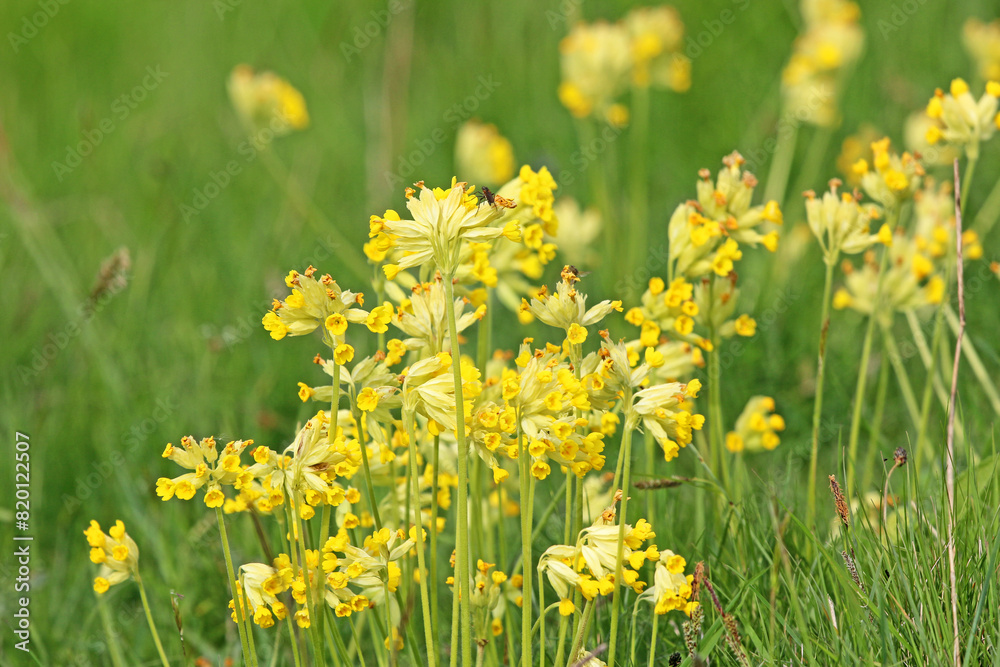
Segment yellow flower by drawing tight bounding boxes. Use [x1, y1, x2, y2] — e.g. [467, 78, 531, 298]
[357, 387, 379, 413]
[334, 344, 354, 365]
[567, 323, 588, 345]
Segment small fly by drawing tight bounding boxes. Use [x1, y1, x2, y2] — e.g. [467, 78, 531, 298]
[480, 186, 516, 209]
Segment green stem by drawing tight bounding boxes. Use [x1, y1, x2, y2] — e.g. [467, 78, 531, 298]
[960, 157, 977, 212]
[405, 411, 438, 666]
[430, 434, 441, 635]
[628, 84, 651, 303]
[286, 611, 304, 667]
[647, 611, 660, 667]
[915, 302, 946, 470]
[443, 273, 473, 667]
[520, 434, 536, 667]
[971, 165, 1000, 237]
[215, 506, 255, 667]
[707, 335, 729, 494]
[567, 599, 594, 663]
[944, 304, 1000, 415]
[97, 595, 127, 667]
[807, 257, 836, 532]
[356, 416, 384, 531]
[860, 353, 891, 495]
[846, 205, 899, 499]
[136, 576, 171, 667]
[762, 118, 798, 206]
[607, 411, 636, 666]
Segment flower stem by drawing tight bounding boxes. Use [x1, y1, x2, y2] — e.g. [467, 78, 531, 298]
[405, 411, 438, 666]
[846, 205, 898, 500]
[567, 599, 594, 663]
[429, 434, 441, 634]
[607, 411, 635, 667]
[215, 506, 256, 667]
[763, 117, 798, 206]
[806, 257, 836, 532]
[286, 612, 304, 667]
[628, 84, 651, 303]
[443, 273, 473, 667]
[647, 611, 660, 667]
[136, 575, 171, 667]
[97, 595, 127, 667]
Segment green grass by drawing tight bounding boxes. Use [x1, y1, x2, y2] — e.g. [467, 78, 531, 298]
[3, 0, 1000, 665]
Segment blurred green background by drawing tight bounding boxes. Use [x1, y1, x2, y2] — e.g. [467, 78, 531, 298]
[2, 0, 1000, 664]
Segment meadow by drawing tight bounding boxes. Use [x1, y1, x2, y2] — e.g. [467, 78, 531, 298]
[2, 0, 1000, 665]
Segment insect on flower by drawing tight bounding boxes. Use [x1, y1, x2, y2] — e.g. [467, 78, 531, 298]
[480, 186, 516, 209]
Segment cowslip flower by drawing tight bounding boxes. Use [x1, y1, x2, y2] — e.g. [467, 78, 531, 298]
[913, 179, 983, 265]
[553, 197, 602, 270]
[238, 558, 294, 628]
[963, 18, 1000, 81]
[323, 527, 414, 622]
[637, 549, 698, 616]
[668, 152, 782, 279]
[780, 0, 864, 127]
[261, 267, 370, 341]
[924, 78, 1000, 160]
[805, 179, 881, 264]
[85, 520, 140, 594]
[227, 65, 309, 134]
[455, 120, 515, 187]
[156, 436, 255, 508]
[833, 239, 945, 315]
[383, 277, 485, 354]
[378, 180, 518, 278]
[630, 378, 704, 461]
[521, 266, 622, 342]
[623, 5, 690, 91]
[853, 138, 923, 208]
[725, 396, 785, 453]
[692, 273, 758, 341]
[558, 20, 632, 122]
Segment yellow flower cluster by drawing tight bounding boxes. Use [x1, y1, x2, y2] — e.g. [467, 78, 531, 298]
[227, 65, 309, 134]
[84, 519, 139, 594]
[725, 396, 785, 453]
[667, 152, 782, 279]
[558, 6, 690, 123]
[455, 120, 516, 187]
[924, 78, 1000, 160]
[781, 0, 865, 127]
[538, 514, 671, 617]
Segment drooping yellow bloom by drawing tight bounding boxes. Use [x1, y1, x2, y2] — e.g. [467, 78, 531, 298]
[923, 78, 1000, 160]
[780, 0, 864, 127]
[725, 396, 785, 453]
[623, 6, 690, 91]
[455, 120, 516, 187]
[558, 21, 632, 122]
[805, 179, 881, 263]
[668, 152, 782, 279]
[963, 18, 1000, 82]
[228, 65, 309, 134]
[85, 520, 139, 594]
